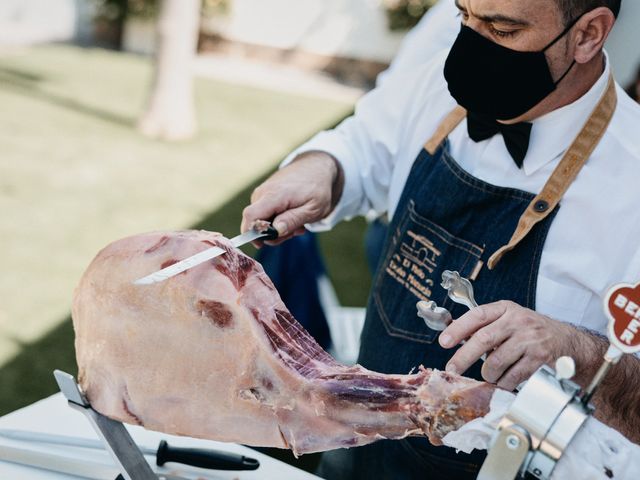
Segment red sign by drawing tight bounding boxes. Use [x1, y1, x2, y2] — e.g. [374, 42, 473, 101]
[605, 282, 640, 353]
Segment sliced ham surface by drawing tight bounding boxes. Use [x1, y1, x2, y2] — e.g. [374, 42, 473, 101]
[73, 230, 495, 455]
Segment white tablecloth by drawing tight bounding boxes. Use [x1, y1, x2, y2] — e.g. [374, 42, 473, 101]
[0, 393, 322, 480]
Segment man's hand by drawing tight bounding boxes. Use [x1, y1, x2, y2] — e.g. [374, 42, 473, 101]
[241, 151, 344, 245]
[439, 301, 640, 442]
[438, 301, 574, 390]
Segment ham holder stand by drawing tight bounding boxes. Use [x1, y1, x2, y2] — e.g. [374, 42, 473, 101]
[54, 370, 187, 480]
[52, 371, 259, 480]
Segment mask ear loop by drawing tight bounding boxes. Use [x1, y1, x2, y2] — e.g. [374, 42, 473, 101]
[543, 14, 584, 52]
[543, 14, 584, 86]
[553, 59, 577, 86]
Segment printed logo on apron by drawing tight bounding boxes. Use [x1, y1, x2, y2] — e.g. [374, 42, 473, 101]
[375, 200, 485, 344]
[387, 228, 440, 300]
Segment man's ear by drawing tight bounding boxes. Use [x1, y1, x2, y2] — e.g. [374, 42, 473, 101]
[573, 7, 616, 64]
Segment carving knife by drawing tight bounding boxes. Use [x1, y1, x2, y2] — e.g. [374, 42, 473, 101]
[0, 444, 188, 480]
[133, 223, 279, 285]
[0, 429, 260, 471]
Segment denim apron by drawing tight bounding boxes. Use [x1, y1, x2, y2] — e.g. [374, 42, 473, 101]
[316, 75, 617, 480]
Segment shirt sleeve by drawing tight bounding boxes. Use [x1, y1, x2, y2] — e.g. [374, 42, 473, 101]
[281, 59, 443, 231]
[620, 247, 640, 358]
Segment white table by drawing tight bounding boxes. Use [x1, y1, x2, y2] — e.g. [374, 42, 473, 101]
[0, 393, 322, 480]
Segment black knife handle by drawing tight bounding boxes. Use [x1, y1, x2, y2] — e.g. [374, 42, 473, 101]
[260, 224, 279, 241]
[156, 440, 260, 471]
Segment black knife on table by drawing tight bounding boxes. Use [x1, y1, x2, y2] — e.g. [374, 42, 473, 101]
[0, 429, 260, 471]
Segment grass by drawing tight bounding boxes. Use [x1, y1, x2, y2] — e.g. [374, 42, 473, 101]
[0, 45, 353, 358]
[0, 45, 371, 472]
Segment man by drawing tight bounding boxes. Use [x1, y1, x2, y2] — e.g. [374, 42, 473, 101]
[242, 1, 640, 478]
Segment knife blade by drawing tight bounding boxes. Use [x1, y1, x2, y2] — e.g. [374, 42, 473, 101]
[133, 224, 279, 285]
[0, 444, 189, 480]
[0, 429, 259, 471]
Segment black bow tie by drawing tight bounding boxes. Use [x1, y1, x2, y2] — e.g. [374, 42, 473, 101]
[467, 112, 533, 168]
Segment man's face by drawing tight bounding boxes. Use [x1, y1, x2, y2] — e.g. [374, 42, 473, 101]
[454, 0, 574, 80]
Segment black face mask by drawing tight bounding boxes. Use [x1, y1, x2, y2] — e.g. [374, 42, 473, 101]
[444, 18, 581, 120]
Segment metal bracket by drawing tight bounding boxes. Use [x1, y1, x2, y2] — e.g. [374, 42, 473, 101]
[477, 361, 591, 480]
[54, 370, 187, 480]
[477, 425, 531, 480]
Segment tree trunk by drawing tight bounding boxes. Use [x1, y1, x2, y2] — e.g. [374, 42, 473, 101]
[138, 0, 201, 141]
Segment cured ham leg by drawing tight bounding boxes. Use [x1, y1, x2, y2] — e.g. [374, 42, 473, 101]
[73, 231, 495, 455]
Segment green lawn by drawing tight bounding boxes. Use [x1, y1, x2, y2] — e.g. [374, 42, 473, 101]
[0, 45, 371, 428]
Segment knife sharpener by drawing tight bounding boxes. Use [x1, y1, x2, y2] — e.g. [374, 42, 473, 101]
[54, 370, 181, 480]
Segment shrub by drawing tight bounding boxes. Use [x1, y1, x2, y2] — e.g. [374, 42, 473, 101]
[94, 0, 230, 21]
[383, 0, 437, 31]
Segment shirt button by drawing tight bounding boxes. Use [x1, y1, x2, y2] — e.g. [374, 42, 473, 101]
[534, 200, 549, 213]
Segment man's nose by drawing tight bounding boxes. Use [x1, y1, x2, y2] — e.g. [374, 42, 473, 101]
[464, 17, 484, 34]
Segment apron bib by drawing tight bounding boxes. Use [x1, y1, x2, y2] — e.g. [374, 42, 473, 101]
[317, 75, 617, 480]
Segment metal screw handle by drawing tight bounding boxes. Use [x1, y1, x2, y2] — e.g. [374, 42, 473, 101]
[441, 270, 479, 309]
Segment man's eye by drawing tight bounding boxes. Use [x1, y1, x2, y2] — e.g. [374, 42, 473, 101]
[489, 25, 517, 38]
[456, 11, 469, 21]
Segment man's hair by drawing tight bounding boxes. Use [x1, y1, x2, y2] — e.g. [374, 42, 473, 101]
[555, 0, 621, 23]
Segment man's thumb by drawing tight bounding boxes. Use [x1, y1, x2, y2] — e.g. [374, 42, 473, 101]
[273, 207, 309, 237]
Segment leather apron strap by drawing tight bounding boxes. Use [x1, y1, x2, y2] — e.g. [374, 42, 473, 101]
[423, 73, 618, 271]
[425, 106, 467, 155]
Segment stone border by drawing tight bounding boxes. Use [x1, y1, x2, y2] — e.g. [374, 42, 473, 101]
[198, 33, 388, 89]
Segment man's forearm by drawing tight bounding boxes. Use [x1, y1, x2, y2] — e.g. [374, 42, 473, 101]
[569, 327, 640, 443]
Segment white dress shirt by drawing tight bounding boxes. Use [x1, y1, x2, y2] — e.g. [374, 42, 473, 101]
[284, 51, 640, 335]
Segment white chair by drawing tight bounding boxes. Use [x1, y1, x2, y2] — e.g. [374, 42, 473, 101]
[317, 275, 366, 365]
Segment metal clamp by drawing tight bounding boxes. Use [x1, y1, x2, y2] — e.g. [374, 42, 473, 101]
[477, 358, 591, 480]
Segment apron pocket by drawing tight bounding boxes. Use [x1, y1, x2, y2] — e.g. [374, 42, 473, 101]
[374, 200, 484, 344]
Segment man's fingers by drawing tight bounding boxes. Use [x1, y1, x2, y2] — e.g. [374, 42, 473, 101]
[497, 359, 536, 392]
[264, 232, 295, 247]
[272, 205, 314, 238]
[243, 198, 309, 249]
[241, 199, 280, 233]
[445, 323, 510, 375]
[480, 337, 525, 384]
[439, 301, 511, 348]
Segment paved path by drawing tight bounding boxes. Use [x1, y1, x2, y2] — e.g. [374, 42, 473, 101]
[194, 52, 365, 103]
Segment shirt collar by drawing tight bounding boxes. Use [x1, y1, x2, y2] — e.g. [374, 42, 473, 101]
[522, 51, 611, 176]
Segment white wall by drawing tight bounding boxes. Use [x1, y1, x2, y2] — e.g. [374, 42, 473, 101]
[213, 0, 405, 63]
[0, 0, 78, 46]
[606, 1, 640, 86]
